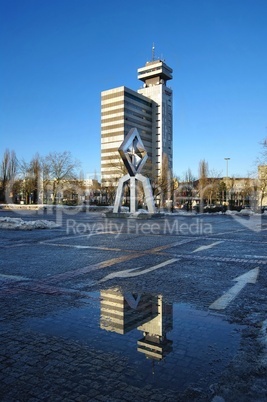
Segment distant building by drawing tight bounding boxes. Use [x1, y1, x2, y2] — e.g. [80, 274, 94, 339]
[176, 176, 259, 210]
[101, 86, 154, 184]
[101, 55, 173, 186]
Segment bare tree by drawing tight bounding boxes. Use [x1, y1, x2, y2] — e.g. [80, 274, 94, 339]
[0, 149, 18, 203]
[14, 154, 43, 204]
[175, 169, 196, 211]
[18, 160, 31, 204]
[150, 153, 171, 208]
[100, 155, 128, 206]
[183, 168, 195, 184]
[29, 154, 42, 204]
[256, 137, 267, 210]
[258, 166, 267, 209]
[23, 153, 42, 204]
[260, 137, 267, 162]
[217, 180, 227, 205]
[198, 159, 209, 211]
[205, 169, 222, 205]
[43, 151, 80, 204]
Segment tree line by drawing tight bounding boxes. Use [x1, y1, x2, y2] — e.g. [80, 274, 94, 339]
[1, 138, 266, 209]
[0, 150, 80, 204]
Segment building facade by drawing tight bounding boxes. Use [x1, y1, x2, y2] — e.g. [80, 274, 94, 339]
[101, 58, 173, 186]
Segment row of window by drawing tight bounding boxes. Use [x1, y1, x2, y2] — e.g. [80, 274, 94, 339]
[125, 116, 152, 130]
[125, 108, 152, 123]
[101, 104, 152, 119]
[125, 101, 152, 116]
[125, 91, 152, 107]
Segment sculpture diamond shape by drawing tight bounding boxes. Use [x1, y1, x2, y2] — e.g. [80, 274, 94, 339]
[113, 127, 155, 214]
[118, 128, 148, 176]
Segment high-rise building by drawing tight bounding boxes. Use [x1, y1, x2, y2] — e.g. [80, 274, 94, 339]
[101, 56, 173, 186]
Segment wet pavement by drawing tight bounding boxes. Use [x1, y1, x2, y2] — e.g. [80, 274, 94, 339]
[0, 208, 267, 401]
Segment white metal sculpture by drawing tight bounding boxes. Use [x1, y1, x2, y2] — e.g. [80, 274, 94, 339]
[113, 128, 156, 214]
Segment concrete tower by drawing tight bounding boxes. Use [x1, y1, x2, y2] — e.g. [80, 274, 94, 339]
[137, 55, 173, 179]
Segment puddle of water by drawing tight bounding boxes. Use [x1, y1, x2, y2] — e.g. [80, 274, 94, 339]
[25, 289, 243, 392]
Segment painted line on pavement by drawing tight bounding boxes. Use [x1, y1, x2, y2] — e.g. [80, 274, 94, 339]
[40, 232, 117, 244]
[39, 242, 122, 252]
[243, 255, 267, 260]
[260, 319, 267, 366]
[169, 254, 267, 265]
[0, 274, 30, 281]
[43, 239, 197, 285]
[99, 258, 179, 283]
[209, 267, 259, 310]
[0, 243, 32, 249]
[192, 241, 223, 253]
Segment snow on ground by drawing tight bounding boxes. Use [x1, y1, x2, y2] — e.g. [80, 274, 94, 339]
[0, 217, 59, 230]
[0, 205, 266, 230]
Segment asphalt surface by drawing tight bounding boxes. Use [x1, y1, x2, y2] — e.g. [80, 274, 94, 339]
[0, 208, 267, 401]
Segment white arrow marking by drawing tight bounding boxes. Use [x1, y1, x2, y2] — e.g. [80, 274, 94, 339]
[209, 267, 259, 310]
[260, 319, 267, 366]
[99, 258, 178, 283]
[192, 241, 222, 253]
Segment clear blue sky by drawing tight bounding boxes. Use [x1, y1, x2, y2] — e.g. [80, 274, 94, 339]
[1, 0, 267, 180]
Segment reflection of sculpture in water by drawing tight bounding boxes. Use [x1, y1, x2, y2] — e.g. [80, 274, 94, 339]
[137, 296, 173, 361]
[100, 288, 173, 361]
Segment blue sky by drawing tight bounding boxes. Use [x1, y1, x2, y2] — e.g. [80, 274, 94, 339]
[1, 0, 267, 180]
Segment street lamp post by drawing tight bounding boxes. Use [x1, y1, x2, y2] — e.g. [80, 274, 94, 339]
[224, 157, 230, 178]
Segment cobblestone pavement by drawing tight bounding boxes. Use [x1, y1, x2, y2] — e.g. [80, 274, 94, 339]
[0, 209, 267, 401]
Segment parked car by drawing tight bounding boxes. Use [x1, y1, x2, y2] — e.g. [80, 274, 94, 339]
[204, 204, 223, 213]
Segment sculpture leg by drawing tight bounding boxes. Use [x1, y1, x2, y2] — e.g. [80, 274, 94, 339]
[130, 177, 137, 213]
[113, 174, 130, 213]
[136, 174, 156, 214]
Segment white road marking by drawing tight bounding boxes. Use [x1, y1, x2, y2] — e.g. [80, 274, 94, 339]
[99, 258, 178, 283]
[0, 274, 30, 281]
[192, 241, 223, 253]
[209, 267, 259, 310]
[39, 232, 122, 251]
[40, 232, 118, 244]
[40, 242, 121, 251]
[260, 319, 267, 366]
[0, 243, 29, 249]
[244, 255, 267, 260]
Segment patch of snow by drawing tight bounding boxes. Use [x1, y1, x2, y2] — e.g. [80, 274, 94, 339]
[134, 209, 149, 214]
[169, 210, 197, 216]
[226, 209, 256, 216]
[239, 209, 254, 215]
[225, 210, 238, 215]
[0, 217, 59, 230]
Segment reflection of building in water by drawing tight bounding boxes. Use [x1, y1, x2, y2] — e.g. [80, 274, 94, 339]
[137, 295, 173, 361]
[100, 289, 173, 360]
[100, 289, 153, 334]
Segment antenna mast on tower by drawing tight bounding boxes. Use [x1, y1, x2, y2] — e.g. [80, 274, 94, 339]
[152, 43, 155, 61]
